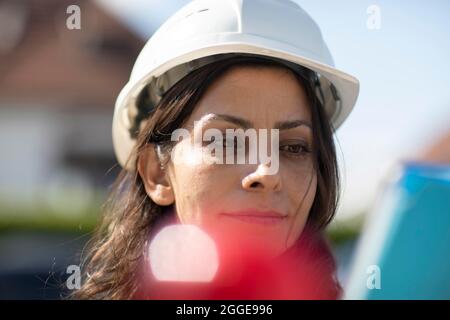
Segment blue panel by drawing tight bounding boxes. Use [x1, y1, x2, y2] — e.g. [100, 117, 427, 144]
[345, 162, 450, 299]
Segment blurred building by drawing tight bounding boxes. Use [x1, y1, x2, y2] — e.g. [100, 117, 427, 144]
[0, 0, 144, 211]
[0, 0, 146, 299]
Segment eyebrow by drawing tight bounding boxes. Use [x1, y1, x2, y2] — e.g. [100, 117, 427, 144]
[200, 113, 313, 131]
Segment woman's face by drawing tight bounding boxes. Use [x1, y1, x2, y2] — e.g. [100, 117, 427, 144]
[144, 65, 317, 258]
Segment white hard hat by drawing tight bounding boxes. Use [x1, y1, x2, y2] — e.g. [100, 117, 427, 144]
[113, 0, 360, 170]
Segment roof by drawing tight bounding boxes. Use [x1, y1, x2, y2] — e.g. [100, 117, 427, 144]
[0, 0, 145, 109]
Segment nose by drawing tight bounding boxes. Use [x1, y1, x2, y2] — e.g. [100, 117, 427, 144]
[242, 163, 282, 193]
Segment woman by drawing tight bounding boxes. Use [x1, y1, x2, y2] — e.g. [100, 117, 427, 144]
[73, 0, 359, 299]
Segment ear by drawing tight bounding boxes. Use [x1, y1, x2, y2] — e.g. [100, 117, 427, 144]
[137, 144, 175, 206]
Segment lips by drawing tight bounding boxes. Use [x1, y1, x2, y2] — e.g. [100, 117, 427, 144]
[220, 209, 287, 226]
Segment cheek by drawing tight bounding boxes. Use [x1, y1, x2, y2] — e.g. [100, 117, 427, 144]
[282, 158, 317, 214]
[169, 146, 236, 222]
[285, 169, 317, 239]
[288, 170, 317, 211]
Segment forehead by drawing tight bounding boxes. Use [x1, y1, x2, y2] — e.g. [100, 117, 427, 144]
[187, 65, 312, 127]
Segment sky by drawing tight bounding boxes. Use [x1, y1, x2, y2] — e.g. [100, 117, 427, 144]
[96, 0, 450, 219]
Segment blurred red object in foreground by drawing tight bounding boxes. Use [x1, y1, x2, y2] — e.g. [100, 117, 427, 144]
[140, 224, 340, 300]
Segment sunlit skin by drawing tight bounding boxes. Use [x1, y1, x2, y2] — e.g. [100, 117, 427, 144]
[138, 65, 317, 258]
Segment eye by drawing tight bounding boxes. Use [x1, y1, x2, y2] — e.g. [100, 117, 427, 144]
[202, 137, 238, 151]
[280, 141, 311, 157]
[222, 136, 245, 150]
[222, 138, 234, 148]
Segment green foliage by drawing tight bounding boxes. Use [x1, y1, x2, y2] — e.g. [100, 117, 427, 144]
[0, 206, 100, 233]
[326, 214, 365, 246]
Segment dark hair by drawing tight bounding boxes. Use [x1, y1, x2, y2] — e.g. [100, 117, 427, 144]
[72, 55, 341, 299]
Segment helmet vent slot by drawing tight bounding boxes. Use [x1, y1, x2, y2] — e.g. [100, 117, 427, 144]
[184, 8, 210, 19]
